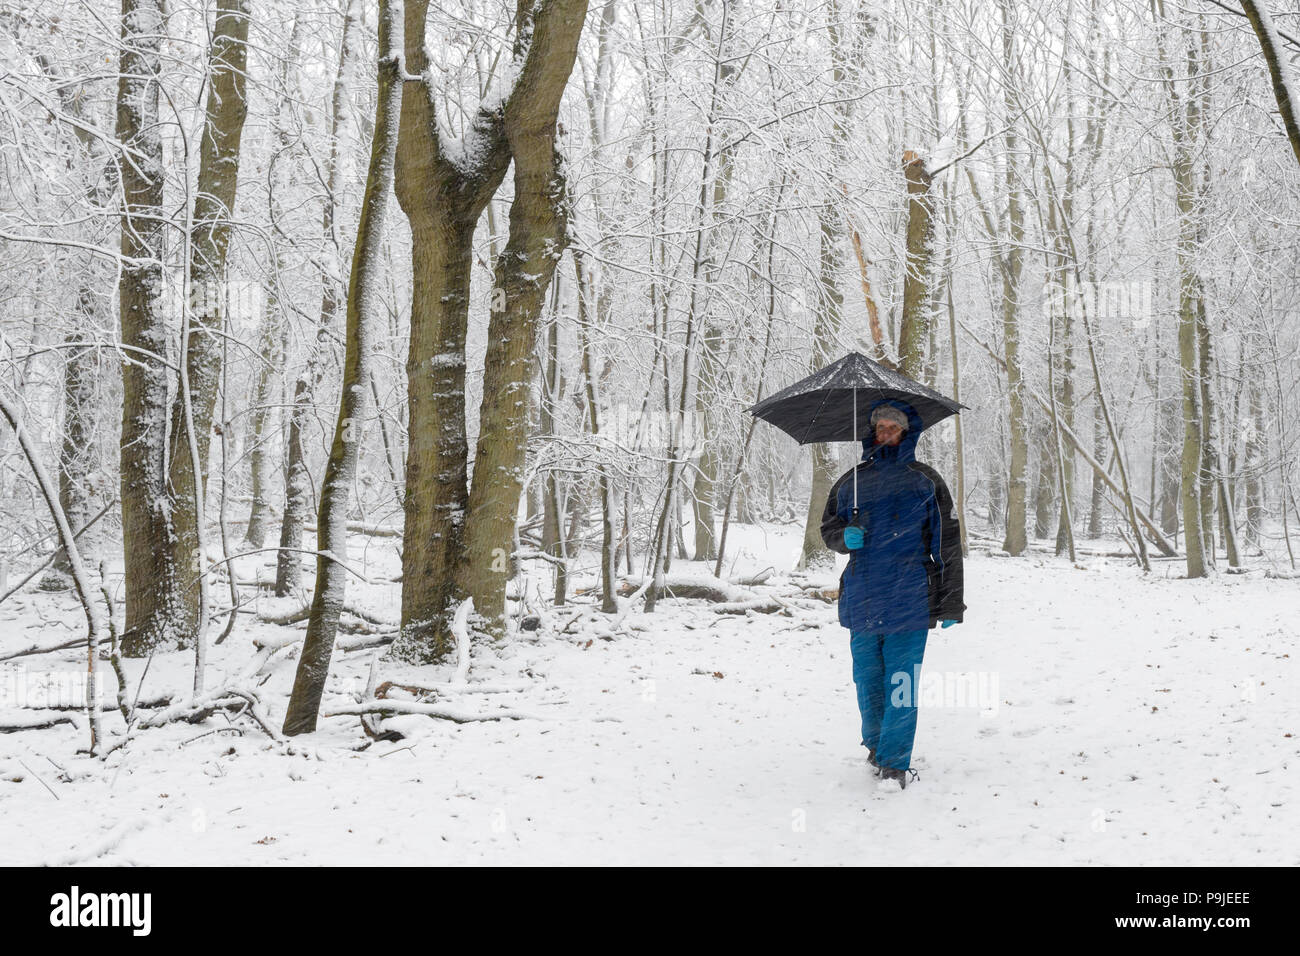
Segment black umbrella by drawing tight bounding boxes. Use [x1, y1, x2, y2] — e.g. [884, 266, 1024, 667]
[746, 351, 966, 444]
[746, 351, 968, 515]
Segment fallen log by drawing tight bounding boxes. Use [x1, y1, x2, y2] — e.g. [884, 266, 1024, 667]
[338, 632, 397, 653]
[0, 636, 86, 662]
[711, 597, 788, 614]
[375, 679, 534, 699]
[614, 572, 789, 613]
[305, 520, 402, 538]
[616, 573, 756, 604]
[134, 687, 280, 739]
[0, 713, 78, 733]
[321, 700, 539, 723]
[258, 602, 396, 627]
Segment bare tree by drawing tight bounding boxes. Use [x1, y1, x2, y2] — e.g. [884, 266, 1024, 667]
[284, 0, 404, 736]
[393, 0, 590, 662]
[116, 0, 182, 656]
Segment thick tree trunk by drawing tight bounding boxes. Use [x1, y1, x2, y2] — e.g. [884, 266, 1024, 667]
[461, 24, 581, 639]
[394, 0, 588, 660]
[168, 0, 251, 645]
[899, 151, 935, 381]
[283, 0, 402, 736]
[117, 0, 184, 657]
[392, 1, 509, 663]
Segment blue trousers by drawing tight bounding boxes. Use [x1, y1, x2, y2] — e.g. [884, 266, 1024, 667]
[849, 629, 928, 771]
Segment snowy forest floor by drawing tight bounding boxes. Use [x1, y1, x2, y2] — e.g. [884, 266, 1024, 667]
[0, 521, 1297, 865]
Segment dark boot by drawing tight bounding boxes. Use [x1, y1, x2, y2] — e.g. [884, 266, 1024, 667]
[878, 767, 919, 791]
[863, 743, 881, 776]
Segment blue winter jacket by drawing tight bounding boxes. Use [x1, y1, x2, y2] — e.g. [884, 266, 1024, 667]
[819, 399, 966, 632]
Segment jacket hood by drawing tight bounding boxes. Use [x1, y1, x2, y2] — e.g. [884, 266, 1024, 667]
[860, 398, 924, 465]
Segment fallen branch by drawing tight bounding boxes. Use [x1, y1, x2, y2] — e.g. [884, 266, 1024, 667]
[615, 571, 788, 613]
[321, 700, 539, 723]
[711, 597, 787, 614]
[617, 574, 754, 603]
[0, 637, 86, 663]
[338, 632, 397, 653]
[0, 713, 78, 733]
[133, 685, 281, 740]
[305, 520, 402, 538]
[376, 679, 534, 698]
[4, 696, 169, 714]
[258, 602, 396, 627]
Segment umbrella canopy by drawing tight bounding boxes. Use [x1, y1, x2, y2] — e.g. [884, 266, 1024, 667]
[746, 351, 967, 444]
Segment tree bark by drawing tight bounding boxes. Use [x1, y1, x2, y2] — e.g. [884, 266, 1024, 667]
[168, 0, 251, 645]
[117, 0, 183, 657]
[1244, 377, 1265, 547]
[283, 0, 403, 736]
[1154, 0, 1208, 577]
[394, 0, 589, 661]
[899, 151, 935, 381]
[1240, 0, 1300, 167]
[999, 0, 1029, 557]
[460, 0, 584, 639]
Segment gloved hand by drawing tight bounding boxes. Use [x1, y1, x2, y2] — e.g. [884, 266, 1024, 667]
[941, 619, 957, 629]
[844, 527, 865, 550]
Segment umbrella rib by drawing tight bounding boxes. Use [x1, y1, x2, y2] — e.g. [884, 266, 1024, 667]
[797, 384, 837, 445]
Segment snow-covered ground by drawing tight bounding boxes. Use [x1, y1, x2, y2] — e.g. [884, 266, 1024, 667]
[1, 522, 1296, 865]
